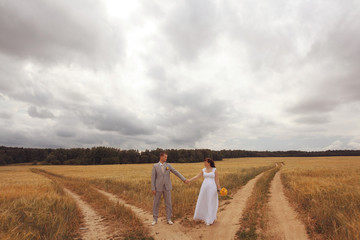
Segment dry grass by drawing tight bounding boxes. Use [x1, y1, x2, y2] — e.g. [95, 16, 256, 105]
[89, 164, 272, 219]
[281, 156, 360, 240]
[236, 167, 279, 240]
[2, 160, 272, 239]
[30, 168, 153, 240]
[0, 166, 80, 240]
[4, 156, 358, 239]
[34, 159, 274, 219]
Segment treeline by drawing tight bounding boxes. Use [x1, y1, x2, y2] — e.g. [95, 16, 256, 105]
[1, 146, 360, 165]
[0, 146, 222, 165]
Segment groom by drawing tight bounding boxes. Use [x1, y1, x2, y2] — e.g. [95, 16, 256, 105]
[151, 152, 189, 225]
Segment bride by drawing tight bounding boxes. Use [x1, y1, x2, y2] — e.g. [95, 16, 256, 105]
[189, 157, 221, 225]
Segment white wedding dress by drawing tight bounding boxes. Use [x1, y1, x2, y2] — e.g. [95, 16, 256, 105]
[193, 168, 218, 225]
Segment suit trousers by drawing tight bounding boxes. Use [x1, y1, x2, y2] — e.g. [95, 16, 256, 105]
[153, 189, 172, 220]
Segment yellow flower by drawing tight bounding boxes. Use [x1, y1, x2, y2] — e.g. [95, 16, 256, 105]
[220, 187, 228, 196]
[166, 167, 169, 171]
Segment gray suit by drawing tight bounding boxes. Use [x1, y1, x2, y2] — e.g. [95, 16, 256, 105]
[151, 162, 186, 221]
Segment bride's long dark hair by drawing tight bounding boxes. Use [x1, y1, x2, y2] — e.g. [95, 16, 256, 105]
[205, 157, 215, 168]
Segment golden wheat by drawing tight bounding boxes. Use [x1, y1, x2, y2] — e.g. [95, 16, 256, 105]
[0, 166, 80, 240]
[281, 156, 360, 240]
[31, 168, 152, 240]
[237, 167, 279, 239]
[4, 156, 358, 239]
[34, 159, 273, 219]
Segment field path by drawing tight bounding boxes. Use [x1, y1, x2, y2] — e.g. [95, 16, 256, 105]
[186, 172, 265, 240]
[96, 171, 265, 240]
[267, 171, 309, 240]
[63, 188, 112, 240]
[95, 188, 192, 240]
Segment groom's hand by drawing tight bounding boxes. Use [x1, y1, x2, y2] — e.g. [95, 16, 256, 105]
[152, 190, 156, 195]
[184, 179, 190, 184]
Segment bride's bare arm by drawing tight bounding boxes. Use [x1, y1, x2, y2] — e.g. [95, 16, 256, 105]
[189, 171, 203, 183]
[215, 170, 221, 191]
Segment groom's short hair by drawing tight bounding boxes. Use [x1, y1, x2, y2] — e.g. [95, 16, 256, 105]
[160, 152, 167, 157]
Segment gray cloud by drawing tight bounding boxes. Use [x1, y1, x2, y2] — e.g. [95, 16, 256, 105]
[284, 3, 360, 127]
[0, 54, 26, 92]
[56, 129, 76, 138]
[0, 111, 12, 119]
[224, 0, 300, 71]
[28, 106, 55, 119]
[288, 98, 339, 114]
[293, 115, 330, 125]
[0, 128, 60, 148]
[147, 66, 230, 147]
[80, 106, 153, 136]
[0, 0, 123, 68]
[348, 137, 360, 149]
[16, 89, 54, 107]
[1, 0, 360, 151]
[0, 54, 56, 108]
[162, 0, 221, 61]
[231, 135, 349, 151]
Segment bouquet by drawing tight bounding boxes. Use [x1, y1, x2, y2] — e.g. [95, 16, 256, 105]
[220, 187, 228, 196]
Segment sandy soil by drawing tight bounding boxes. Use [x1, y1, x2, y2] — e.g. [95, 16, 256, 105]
[96, 172, 264, 240]
[186, 172, 265, 240]
[96, 188, 192, 240]
[266, 172, 309, 240]
[63, 188, 113, 240]
[42, 170, 310, 240]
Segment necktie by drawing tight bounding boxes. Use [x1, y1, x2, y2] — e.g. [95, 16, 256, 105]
[161, 165, 165, 173]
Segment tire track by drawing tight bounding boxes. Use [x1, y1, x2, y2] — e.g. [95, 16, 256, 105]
[187, 172, 266, 240]
[267, 172, 309, 240]
[95, 188, 192, 240]
[31, 169, 118, 240]
[96, 171, 266, 240]
[63, 188, 112, 240]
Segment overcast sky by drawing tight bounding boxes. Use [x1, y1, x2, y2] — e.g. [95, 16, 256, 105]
[1, 0, 360, 151]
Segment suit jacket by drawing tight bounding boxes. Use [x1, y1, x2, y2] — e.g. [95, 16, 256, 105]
[151, 162, 186, 191]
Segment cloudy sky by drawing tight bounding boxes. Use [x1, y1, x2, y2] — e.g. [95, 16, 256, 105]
[1, 0, 360, 151]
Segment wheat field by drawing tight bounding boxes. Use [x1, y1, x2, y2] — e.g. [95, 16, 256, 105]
[0, 166, 80, 240]
[33, 158, 273, 218]
[1, 156, 360, 239]
[280, 156, 360, 240]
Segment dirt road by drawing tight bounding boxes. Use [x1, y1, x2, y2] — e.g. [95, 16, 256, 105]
[186, 172, 265, 240]
[38, 169, 310, 240]
[96, 188, 192, 240]
[267, 172, 309, 240]
[63, 188, 113, 240]
[96, 172, 265, 240]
